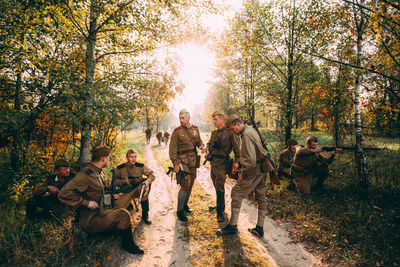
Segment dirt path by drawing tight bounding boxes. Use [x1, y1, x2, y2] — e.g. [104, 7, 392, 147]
[113, 140, 324, 267]
[115, 139, 193, 267]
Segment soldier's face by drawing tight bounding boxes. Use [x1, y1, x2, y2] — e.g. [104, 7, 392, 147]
[290, 145, 297, 150]
[102, 155, 110, 168]
[127, 153, 137, 165]
[179, 115, 190, 127]
[309, 141, 318, 149]
[229, 123, 242, 134]
[213, 116, 224, 129]
[55, 167, 70, 177]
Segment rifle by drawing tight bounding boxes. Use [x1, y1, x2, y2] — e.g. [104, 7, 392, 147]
[166, 166, 195, 184]
[69, 208, 80, 251]
[203, 154, 211, 165]
[321, 146, 382, 152]
[249, 114, 280, 186]
[48, 210, 68, 232]
[138, 183, 146, 204]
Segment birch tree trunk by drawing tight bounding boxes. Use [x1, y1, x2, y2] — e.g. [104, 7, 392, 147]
[79, 1, 98, 169]
[353, 0, 371, 194]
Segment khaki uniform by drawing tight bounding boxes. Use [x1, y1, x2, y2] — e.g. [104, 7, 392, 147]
[169, 124, 204, 212]
[292, 146, 335, 194]
[229, 125, 273, 227]
[156, 132, 163, 145]
[26, 172, 75, 220]
[113, 162, 155, 209]
[169, 124, 203, 191]
[58, 164, 131, 233]
[278, 148, 295, 178]
[207, 128, 240, 192]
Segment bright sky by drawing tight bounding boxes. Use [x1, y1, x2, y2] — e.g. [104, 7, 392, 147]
[170, 0, 243, 118]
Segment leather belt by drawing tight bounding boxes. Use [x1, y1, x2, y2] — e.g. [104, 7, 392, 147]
[178, 149, 196, 155]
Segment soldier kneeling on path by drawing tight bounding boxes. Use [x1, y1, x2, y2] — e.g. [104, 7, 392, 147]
[277, 139, 298, 191]
[26, 159, 75, 221]
[113, 149, 155, 225]
[292, 136, 342, 194]
[58, 145, 144, 254]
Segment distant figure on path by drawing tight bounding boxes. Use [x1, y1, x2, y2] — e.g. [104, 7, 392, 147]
[145, 128, 152, 144]
[156, 132, 163, 145]
[163, 131, 170, 146]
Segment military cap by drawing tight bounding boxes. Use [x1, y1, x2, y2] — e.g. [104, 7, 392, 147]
[54, 159, 69, 168]
[306, 135, 318, 144]
[179, 109, 190, 117]
[287, 139, 298, 146]
[225, 114, 240, 128]
[211, 110, 225, 118]
[92, 144, 111, 158]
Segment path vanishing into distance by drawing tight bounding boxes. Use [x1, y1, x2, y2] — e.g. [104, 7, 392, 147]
[111, 138, 325, 267]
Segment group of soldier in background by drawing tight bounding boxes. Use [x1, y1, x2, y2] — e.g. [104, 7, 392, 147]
[156, 131, 170, 146]
[25, 108, 342, 255]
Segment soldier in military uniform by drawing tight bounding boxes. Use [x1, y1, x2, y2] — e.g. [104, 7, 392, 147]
[163, 131, 170, 146]
[206, 110, 241, 222]
[292, 136, 342, 194]
[169, 109, 205, 222]
[217, 115, 273, 237]
[145, 128, 152, 144]
[113, 149, 155, 225]
[58, 145, 143, 254]
[277, 139, 298, 179]
[156, 132, 163, 145]
[26, 159, 75, 221]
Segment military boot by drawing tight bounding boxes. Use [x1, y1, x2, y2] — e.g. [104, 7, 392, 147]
[248, 225, 264, 237]
[216, 206, 225, 222]
[177, 210, 188, 222]
[216, 191, 225, 222]
[183, 205, 192, 214]
[141, 200, 152, 225]
[120, 226, 144, 254]
[216, 224, 238, 236]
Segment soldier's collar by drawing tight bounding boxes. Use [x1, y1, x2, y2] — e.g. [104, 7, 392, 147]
[88, 163, 102, 174]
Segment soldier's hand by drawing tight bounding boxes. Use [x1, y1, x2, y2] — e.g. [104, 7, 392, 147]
[48, 185, 59, 195]
[232, 163, 239, 173]
[123, 178, 130, 184]
[200, 145, 206, 154]
[174, 166, 179, 173]
[88, 201, 99, 210]
[113, 193, 122, 200]
[314, 148, 324, 153]
[143, 180, 150, 190]
[335, 148, 343, 153]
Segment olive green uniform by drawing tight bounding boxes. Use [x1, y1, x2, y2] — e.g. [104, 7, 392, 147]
[26, 172, 75, 220]
[169, 124, 204, 212]
[113, 162, 155, 222]
[292, 146, 336, 194]
[58, 164, 131, 233]
[229, 125, 273, 228]
[278, 148, 295, 179]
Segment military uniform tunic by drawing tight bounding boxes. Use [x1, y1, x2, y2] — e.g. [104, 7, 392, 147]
[207, 127, 240, 192]
[229, 125, 273, 226]
[113, 162, 155, 209]
[169, 124, 204, 191]
[58, 164, 131, 233]
[292, 146, 336, 194]
[278, 148, 295, 178]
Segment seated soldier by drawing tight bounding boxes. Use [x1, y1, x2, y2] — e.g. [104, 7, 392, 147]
[292, 136, 342, 194]
[58, 145, 143, 254]
[113, 149, 155, 225]
[277, 139, 298, 179]
[26, 159, 75, 221]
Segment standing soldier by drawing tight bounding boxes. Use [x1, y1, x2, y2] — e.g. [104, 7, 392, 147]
[217, 115, 273, 237]
[292, 136, 342, 194]
[26, 159, 75, 221]
[169, 109, 205, 222]
[163, 131, 170, 146]
[58, 145, 144, 254]
[156, 132, 163, 145]
[113, 149, 155, 225]
[206, 111, 241, 222]
[145, 127, 152, 144]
